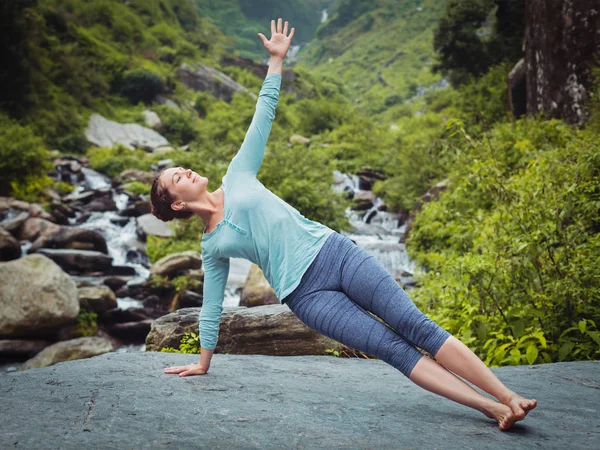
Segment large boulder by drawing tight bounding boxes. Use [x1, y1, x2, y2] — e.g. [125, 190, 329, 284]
[19, 336, 115, 371]
[78, 286, 117, 313]
[85, 113, 169, 150]
[0, 255, 79, 338]
[115, 169, 156, 185]
[524, 1, 600, 125]
[150, 251, 202, 278]
[145, 305, 343, 355]
[239, 264, 278, 307]
[178, 63, 255, 103]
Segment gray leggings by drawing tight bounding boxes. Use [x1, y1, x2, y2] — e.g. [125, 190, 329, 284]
[282, 232, 452, 378]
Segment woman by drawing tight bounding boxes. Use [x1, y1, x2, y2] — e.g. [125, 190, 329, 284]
[153, 18, 537, 431]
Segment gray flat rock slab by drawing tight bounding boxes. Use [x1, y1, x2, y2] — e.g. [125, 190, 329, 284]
[1, 352, 599, 449]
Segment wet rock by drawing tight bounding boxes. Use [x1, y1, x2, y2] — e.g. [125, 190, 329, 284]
[105, 320, 153, 342]
[85, 113, 169, 150]
[145, 305, 343, 355]
[26, 220, 108, 254]
[178, 290, 203, 308]
[178, 62, 255, 103]
[103, 277, 128, 292]
[84, 194, 117, 212]
[357, 167, 387, 191]
[150, 251, 202, 278]
[0, 228, 20, 261]
[98, 307, 154, 325]
[110, 265, 137, 276]
[0, 211, 29, 235]
[35, 249, 113, 274]
[78, 286, 117, 313]
[353, 191, 377, 211]
[18, 336, 115, 371]
[0, 254, 79, 338]
[109, 216, 130, 227]
[239, 264, 278, 307]
[120, 200, 151, 217]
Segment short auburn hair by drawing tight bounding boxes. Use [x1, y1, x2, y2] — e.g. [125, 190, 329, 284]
[150, 168, 194, 222]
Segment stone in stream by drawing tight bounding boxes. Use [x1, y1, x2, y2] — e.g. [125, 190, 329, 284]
[145, 305, 344, 356]
[35, 249, 113, 274]
[0, 228, 20, 261]
[136, 213, 174, 241]
[149, 250, 201, 278]
[239, 264, 278, 307]
[105, 320, 153, 342]
[78, 286, 117, 313]
[18, 336, 115, 371]
[0, 211, 29, 234]
[22, 218, 108, 254]
[119, 200, 151, 217]
[0, 254, 79, 338]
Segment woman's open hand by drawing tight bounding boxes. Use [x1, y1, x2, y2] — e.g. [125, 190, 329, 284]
[163, 362, 208, 377]
[258, 18, 295, 59]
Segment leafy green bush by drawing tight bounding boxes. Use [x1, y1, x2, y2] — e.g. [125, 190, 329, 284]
[160, 332, 200, 354]
[406, 116, 600, 367]
[0, 114, 52, 198]
[87, 144, 149, 177]
[73, 309, 99, 337]
[146, 217, 203, 263]
[123, 181, 151, 195]
[118, 68, 164, 104]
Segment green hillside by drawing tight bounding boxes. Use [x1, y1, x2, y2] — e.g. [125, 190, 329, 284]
[297, 0, 448, 116]
[193, 0, 332, 60]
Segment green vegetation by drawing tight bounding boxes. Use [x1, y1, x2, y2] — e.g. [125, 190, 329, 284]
[160, 332, 201, 354]
[406, 115, 600, 366]
[192, 0, 330, 60]
[0, 0, 597, 368]
[73, 309, 99, 337]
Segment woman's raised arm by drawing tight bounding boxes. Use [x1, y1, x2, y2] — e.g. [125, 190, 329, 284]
[224, 19, 295, 178]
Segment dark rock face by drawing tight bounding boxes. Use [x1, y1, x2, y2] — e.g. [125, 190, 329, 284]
[0, 353, 598, 449]
[178, 63, 254, 103]
[525, 1, 600, 125]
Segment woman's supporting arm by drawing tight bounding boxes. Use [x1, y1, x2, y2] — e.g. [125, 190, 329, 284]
[198, 252, 230, 369]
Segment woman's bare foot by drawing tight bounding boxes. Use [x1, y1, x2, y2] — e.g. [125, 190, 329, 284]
[501, 393, 538, 420]
[482, 402, 520, 431]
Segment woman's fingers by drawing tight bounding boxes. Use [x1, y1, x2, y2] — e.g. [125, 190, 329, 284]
[258, 32, 268, 46]
[283, 21, 288, 36]
[289, 27, 295, 41]
[271, 19, 276, 36]
[277, 18, 283, 34]
[164, 364, 191, 374]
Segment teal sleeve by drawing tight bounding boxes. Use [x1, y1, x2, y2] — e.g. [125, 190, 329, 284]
[225, 73, 282, 178]
[199, 251, 230, 350]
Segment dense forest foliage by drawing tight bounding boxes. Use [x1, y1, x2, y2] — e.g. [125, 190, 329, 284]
[0, 0, 598, 367]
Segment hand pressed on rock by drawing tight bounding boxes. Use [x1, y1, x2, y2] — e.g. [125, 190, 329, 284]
[163, 363, 208, 377]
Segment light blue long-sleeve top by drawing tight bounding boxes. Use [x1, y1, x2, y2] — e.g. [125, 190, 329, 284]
[199, 73, 334, 350]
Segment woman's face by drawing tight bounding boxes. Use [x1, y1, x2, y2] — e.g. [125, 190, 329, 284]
[159, 167, 208, 207]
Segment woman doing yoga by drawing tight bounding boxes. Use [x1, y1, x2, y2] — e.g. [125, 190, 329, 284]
[152, 19, 537, 431]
